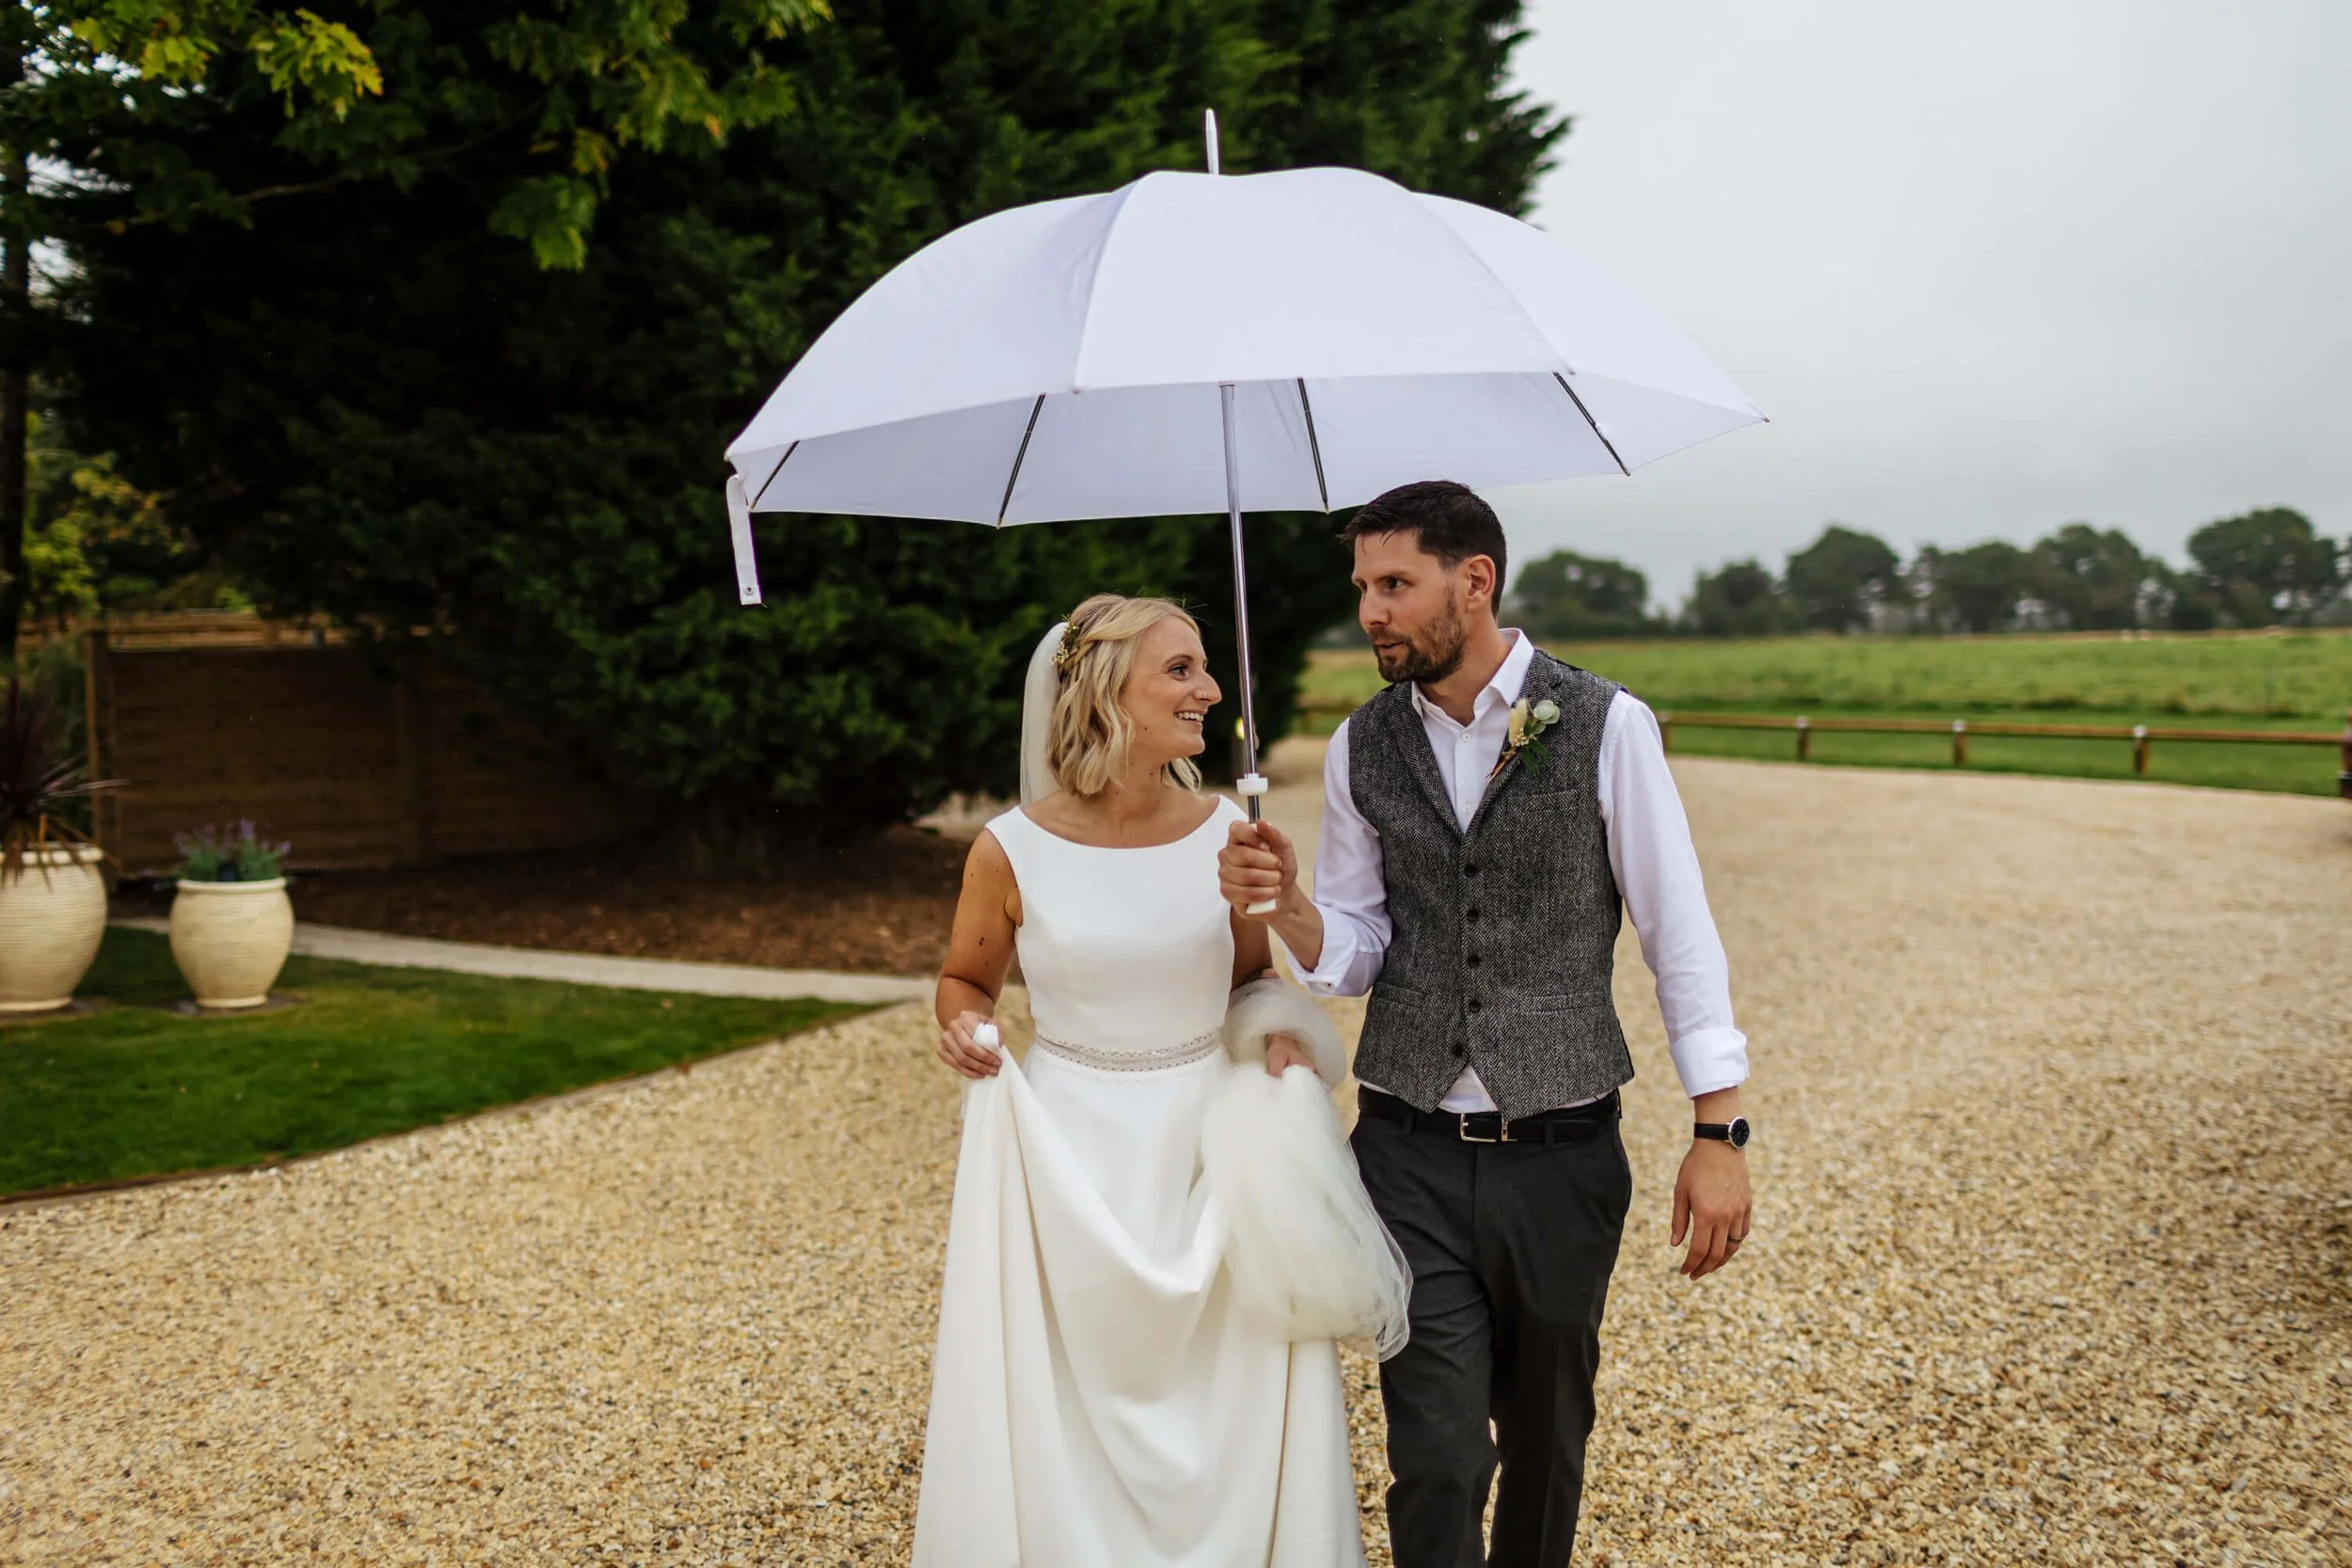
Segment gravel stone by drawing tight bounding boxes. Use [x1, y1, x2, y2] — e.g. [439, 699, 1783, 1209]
[6, 753, 2348, 1565]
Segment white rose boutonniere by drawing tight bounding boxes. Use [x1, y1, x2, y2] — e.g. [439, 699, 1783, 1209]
[1490, 697, 1562, 782]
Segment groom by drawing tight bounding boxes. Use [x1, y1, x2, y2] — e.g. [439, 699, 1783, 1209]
[1219, 480, 1754, 1568]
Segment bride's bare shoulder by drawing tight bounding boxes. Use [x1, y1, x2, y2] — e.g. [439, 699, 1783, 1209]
[963, 823, 1023, 924]
[1019, 790, 1085, 837]
[1198, 789, 1242, 825]
[967, 817, 1018, 877]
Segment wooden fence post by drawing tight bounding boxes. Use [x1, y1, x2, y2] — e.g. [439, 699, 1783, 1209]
[1795, 716, 1811, 762]
[2339, 706, 2350, 800]
[2132, 723, 2150, 776]
[1951, 719, 1968, 767]
[1658, 712, 1674, 754]
[82, 626, 116, 860]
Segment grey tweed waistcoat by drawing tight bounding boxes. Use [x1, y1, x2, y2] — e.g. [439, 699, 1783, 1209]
[1347, 652, 1632, 1121]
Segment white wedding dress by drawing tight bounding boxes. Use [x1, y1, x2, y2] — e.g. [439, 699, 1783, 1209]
[911, 795, 1368, 1568]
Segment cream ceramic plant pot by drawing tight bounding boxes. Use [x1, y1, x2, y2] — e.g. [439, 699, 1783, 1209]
[0, 845, 110, 1012]
[169, 878, 294, 1009]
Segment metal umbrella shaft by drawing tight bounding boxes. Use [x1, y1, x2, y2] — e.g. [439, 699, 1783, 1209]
[1206, 114, 1275, 913]
[1219, 381, 1264, 818]
[1219, 380, 1280, 917]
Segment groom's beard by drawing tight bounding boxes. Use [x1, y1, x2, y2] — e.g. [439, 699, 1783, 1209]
[1374, 594, 1470, 686]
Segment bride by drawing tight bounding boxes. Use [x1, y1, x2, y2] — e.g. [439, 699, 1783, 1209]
[914, 594, 1408, 1568]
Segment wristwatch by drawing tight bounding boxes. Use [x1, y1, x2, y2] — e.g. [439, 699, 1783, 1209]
[1694, 1117, 1752, 1149]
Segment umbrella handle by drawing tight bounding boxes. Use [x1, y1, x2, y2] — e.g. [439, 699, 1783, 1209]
[1237, 773, 1277, 915]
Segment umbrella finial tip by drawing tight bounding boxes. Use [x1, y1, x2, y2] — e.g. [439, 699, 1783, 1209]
[1204, 109, 1220, 175]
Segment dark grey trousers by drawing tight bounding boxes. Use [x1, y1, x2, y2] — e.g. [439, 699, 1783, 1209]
[1349, 1104, 1633, 1568]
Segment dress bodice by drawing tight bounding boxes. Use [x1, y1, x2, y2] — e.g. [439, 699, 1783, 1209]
[987, 796, 1244, 1063]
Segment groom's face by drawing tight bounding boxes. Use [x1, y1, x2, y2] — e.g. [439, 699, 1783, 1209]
[1353, 531, 1479, 687]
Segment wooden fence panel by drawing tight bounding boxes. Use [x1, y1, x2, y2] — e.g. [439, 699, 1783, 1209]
[85, 621, 638, 873]
[414, 662, 634, 860]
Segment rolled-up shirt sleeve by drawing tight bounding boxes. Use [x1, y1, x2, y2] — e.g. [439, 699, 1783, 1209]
[1297, 717, 1391, 997]
[1599, 692, 1750, 1097]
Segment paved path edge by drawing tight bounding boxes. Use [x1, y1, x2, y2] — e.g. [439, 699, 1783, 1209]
[107, 917, 934, 1006]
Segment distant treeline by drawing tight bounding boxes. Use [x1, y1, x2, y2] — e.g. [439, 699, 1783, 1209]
[1508, 508, 2348, 639]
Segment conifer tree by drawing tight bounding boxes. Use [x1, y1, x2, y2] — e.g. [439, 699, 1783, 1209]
[48, 0, 1563, 847]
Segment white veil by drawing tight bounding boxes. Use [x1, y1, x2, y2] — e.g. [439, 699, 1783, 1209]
[1018, 621, 1067, 805]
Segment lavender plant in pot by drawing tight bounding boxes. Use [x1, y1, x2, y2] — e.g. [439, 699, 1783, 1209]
[168, 821, 295, 1009]
[0, 677, 120, 1011]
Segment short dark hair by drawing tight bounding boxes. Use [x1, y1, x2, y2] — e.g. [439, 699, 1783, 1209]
[1339, 480, 1508, 592]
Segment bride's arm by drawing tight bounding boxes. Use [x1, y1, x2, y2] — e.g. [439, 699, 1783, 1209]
[1231, 913, 1279, 990]
[1229, 915, 1319, 1079]
[935, 830, 1020, 1078]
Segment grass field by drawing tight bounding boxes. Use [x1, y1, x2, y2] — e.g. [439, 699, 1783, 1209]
[0, 929, 870, 1197]
[1299, 629, 2352, 797]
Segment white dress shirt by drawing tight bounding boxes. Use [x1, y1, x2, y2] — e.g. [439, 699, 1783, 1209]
[1304, 630, 1749, 1111]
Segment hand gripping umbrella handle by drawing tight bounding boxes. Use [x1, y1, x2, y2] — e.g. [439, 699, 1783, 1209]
[1236, 774, 1277, 916]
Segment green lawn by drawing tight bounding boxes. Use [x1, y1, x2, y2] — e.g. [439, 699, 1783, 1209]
[0, 928, 874, 1198]
[1299, 630, 2352, 797]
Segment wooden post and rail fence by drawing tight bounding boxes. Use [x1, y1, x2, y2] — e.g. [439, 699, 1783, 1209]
[1298, 697, 2352, 799]
[1653, 711, 2352, 790]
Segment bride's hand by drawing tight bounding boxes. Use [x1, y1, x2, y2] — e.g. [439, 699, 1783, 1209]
[939, 1011, 1004, 1079]
[1263, 1031, 1319, 1080]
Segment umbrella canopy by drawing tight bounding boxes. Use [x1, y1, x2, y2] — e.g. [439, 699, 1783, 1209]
[725, 141, 1760, 883]
[725, 165, 1762, 529]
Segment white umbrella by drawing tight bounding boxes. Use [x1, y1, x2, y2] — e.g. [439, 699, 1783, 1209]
[724, 115, 1762, 827]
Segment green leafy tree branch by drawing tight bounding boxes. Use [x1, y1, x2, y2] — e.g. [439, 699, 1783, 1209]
[4, 1, 831, 657]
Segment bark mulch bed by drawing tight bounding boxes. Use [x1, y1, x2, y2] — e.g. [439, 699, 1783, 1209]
[114, 825, 972, 978]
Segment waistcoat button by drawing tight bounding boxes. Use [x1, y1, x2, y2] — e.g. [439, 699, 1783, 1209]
[1465, 908, 1480, 922]
[1468, 998, 1483, 1014]
[1463, 863, 1480, 877]
[1466, 954, 1482, 968]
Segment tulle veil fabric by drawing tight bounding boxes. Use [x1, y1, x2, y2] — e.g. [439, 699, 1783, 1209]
[1017, 621, 1065, 808]
[1012, 620, 1410, 1358]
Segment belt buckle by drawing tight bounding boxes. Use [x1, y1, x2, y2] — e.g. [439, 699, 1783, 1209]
[1458, 1112, 1510, 1144]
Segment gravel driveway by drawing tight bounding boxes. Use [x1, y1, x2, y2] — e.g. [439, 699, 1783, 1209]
[5, 753, 2348, 1566]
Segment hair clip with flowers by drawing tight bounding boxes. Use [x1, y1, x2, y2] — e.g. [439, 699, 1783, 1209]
[1052, 619, 1085, 674]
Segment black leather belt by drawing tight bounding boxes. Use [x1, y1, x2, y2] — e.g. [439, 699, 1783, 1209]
[1357, 1086, 1620, 1146]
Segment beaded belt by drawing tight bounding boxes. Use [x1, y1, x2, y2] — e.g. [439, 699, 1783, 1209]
[1030, 1027, 1225, 1073]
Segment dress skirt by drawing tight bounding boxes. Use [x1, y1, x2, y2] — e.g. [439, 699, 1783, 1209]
[911, 1042, 1366, 1568]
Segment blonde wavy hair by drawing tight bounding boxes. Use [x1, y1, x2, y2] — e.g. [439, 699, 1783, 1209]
[1048, 594, 1205, 800]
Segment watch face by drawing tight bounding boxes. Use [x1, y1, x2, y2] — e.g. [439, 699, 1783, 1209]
[1727, 1117, 1752, 1149]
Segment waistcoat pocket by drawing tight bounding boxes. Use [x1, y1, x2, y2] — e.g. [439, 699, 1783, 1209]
[1527, 987, 1613, 1014]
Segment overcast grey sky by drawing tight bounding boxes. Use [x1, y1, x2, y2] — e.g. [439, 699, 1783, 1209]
[1488, 0, 2352, 611]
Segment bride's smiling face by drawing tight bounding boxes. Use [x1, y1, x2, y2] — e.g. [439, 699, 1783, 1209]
[1120, 617, 1221, 767]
